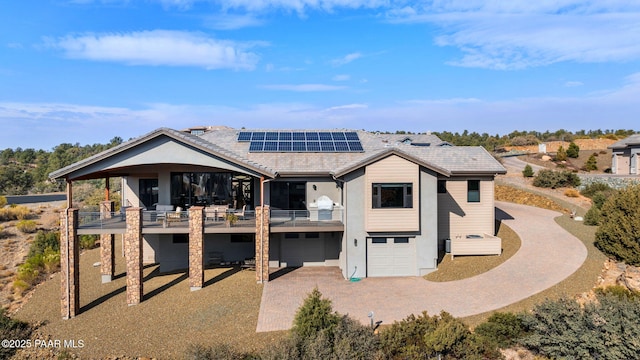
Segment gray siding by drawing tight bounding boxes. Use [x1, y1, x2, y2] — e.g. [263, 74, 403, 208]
[344, 168, 367, 279]
[417, 168, 438, 275]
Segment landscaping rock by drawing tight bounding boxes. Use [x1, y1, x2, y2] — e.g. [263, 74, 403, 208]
[541, 155, 551, 161]
[617, 265, 640, 293]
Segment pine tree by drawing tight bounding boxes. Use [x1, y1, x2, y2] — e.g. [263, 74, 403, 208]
[566, 142, 580, 158]
[555, 146, 567, 161]
[585, 154, 598, 171]
[522, 164, 534, 177]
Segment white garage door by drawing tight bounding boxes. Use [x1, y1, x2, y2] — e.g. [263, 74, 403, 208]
[367, 237, 416, 277]
[281, 238, 325, 267]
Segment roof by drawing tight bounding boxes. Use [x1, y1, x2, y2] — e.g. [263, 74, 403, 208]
[49, 127, 506, 180]
[608, 134, 640, 149]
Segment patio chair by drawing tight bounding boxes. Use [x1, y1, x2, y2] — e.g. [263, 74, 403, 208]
[166, 206, 183, 223]
[235, 205, 246, 220]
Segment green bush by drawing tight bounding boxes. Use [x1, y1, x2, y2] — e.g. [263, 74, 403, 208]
[580, 182, 613, 198]
[184, 343, 256, 360]
[566, 142, 580, 158]
[520, 294, 640, 359]
[584, 154, 598, 171]
[0, 308, 32, 359]
[591, 191, 607, 209]
[379, 311, 501, 359]
[532, 169, 580, 189]
[16, 219, 37, 233]
[594, 285, 640, 301]
[474, 312, 526, 348]
[0, 195, 6, 207]
[583, 205, 601, 226]
[79, 234, 98, 250]
[555, 145, 567, 161]
[292, 287, 340, 339]
[28, 230, 59, 257]
[595, 185, 640, 265]
[522, 164, 534, 178]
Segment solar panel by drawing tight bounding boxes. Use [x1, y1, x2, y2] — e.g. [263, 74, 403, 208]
[345, 132, 359, 141]
[305, 132, 319, 140]
[293, 141, 306, 151]
[319, 132, 332, 140]
[240, 131, 363, 152]
[320, 141, 335, 151]
[264, 141, 278, 151]
[249, 141, 264, 151]
[237, 132, 252, 141]
[307, 141, 321, 151]
[332, 132, 346, 141]
[278, 141, 292, 151]
[348, 141, 363, 151]
[334, 141, 349, 151]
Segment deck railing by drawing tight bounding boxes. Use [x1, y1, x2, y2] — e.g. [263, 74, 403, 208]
[269, 208, 343, 227]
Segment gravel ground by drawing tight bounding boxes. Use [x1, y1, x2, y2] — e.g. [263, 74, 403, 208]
[12, 238, 286, 359]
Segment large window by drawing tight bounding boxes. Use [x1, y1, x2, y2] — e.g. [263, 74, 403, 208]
[270, 181, 306, 210]
[139, 179, 158, 209]
[467, 180, 480, 202]
[372, 183, 413, 208]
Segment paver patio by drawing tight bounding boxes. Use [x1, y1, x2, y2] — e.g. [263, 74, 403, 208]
[256, 201, 588, 332]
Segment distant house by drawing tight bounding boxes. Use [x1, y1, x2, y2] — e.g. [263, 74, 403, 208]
[608, 134, 640, 175]
[50, 126, 506, 318]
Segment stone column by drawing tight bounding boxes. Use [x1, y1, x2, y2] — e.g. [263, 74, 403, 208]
[60, 208, 80, 319]
[124, 207, 143, 305]
[189, 206, 204, 291]
[100, 201, 115, 283]
[255, 205, 270, 283]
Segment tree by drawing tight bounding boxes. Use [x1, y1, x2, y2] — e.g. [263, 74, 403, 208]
[522, 164, 534, 177]
[585, 154, 598, 171]
[292, 287, 340, 339]
[595, 185, 640, 265]
[566, 142, 580, 158]
[555, 146, 567, 161]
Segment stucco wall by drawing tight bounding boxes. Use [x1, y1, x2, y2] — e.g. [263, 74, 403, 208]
[343, 168, 367, 279]
[417, 168, 438, 275]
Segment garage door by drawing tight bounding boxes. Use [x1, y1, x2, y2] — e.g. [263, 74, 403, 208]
[367, 237, 416, 277]
[281, 238, 325, 267]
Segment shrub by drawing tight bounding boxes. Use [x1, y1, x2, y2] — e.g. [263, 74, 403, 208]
[522, 164, 534, 178]
[594, 185, 640, 265]
[0, 205, 31, 221]
[16, 219, 37, 233]
[15, 263, 39, 285]
[292, 287, 340, 339]
[11, 279, 30, 296]
[184, 343, 256, 360]
[28, 230, 59, 257]
[594, 285, 640, 301]
[520, 294, 640, 359]
[533, 169, 580, 189]
[0, 195, 6, 207]
[584, 153, 598, 171]
[42, 247, 60, 273]
[555, 146, 567, 161]
[566, 142, 580, 158]
[379, 311, 501, 359]
[583, 205, 601, 226]
[580, 182, 616, 200]
[0, 308, 32, 359]
[79, 234, 98, 250]
[474, 312, 527, 348]
[564, 189, 579, 198]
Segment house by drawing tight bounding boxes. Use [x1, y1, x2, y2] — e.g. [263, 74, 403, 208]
[609, 134, 640, 175]
[50, 126, 506, 318]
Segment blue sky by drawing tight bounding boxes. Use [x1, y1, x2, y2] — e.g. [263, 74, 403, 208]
[1, 0, 639, 150]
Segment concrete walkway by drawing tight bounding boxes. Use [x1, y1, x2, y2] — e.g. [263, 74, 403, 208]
[256, 202, 588, 332]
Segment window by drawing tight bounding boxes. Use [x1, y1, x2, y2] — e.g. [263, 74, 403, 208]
[394, 237, 409, 244]
[372, 183, 413, 208]
[467, 180, 480, 202]
[437, 180, 447, 194]
[173, 234, 189, 244]
[231, 234, 254, 243]
[371, 237, 387, 244]
[270, 181, 306, 210]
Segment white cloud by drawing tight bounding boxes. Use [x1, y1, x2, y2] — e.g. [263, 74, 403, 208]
[49, 30, 263, 70]
[332, 74, 350, 81]
[331, 52, 362, 66]
[204, 13, 264, 30]
[388, 2, 640, 70]
[565, 81, 584, 87]
[260, 83, 347, 91]
[324, 103, 367, 111]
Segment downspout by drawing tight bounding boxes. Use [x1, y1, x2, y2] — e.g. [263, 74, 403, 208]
[64, 179, 71, 319]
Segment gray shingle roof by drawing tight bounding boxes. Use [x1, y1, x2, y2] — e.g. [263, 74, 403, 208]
[50, 127, 506, 180]
[608, 134, 640, 149]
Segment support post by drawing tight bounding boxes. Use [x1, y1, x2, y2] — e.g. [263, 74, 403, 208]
[255, 205, 270, 283]
[60, 208, 79, 319]
[100, 201, 115, 283]
[124, 207, 143, 305]
[189, 206, 204, 291]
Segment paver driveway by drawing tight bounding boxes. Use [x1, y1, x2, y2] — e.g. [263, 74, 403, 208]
[256, 201, 588, 332]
